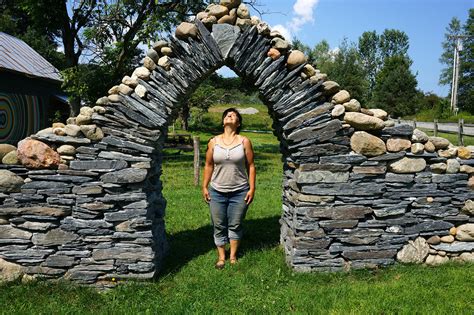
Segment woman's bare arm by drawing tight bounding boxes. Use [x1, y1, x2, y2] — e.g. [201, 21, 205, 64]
[202, 137, 215, 203]
[243, 136, 256, 205]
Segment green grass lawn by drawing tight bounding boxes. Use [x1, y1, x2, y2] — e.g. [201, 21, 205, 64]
[1, 109, 474, 314]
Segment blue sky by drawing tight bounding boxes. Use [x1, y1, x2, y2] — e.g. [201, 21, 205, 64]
[218, 0, 472, 97]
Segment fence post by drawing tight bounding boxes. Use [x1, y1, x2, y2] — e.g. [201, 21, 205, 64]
[434, 119, 438, 137]
[413, 118, 417, 129]
[193, 136, 200, 186]
[458, 118, 464, 146]
[397, 117, 401, 124]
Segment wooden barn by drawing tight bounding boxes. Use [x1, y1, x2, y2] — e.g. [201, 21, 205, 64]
[0, 32, 69, 145]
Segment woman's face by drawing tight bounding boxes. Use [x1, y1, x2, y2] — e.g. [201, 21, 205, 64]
[223, 111, 240, 128]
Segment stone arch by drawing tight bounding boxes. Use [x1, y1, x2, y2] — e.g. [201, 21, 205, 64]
[1, 3, 474, 284]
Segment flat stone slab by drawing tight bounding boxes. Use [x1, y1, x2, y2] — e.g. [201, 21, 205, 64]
[212, 23, 240, 59]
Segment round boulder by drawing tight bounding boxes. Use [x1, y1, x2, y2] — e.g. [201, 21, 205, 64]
[267, 48, 281, 60]
[220, 0, 241, 9]
[428, 137, 450, 150]
[396, 237, 429, 264]
[2, 150, 19, 165]
[342, 99, 361, 112]
[206, 4, 229, 19]
[350, 131, 386, 157]
[175, 22, 199, 39]
[389, 157, 426, 174]
[0, 144, 16, 160]
[0, 170, 24, 192]
[370, 109, 388, 120]
[343, 112, 385, 131]
[287, 50, 306, 69]
[457, 146, 472, 159]
[411, 129, 429, 143]
[332, 90, 351, 104]
[17, 139, 60, 169]
[386, 138, 412, 153]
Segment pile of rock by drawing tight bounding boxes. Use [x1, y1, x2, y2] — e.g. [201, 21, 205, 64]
[2, 0, 474, 284]
[397, 223, 474, 265]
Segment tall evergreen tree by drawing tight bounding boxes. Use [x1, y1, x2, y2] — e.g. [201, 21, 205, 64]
[439, 17, 462, 87]
[371, 55, 418, 117]
[458, 9, 474, 112]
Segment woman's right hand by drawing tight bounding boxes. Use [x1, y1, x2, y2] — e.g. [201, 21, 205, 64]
[202, 187, 211, 203]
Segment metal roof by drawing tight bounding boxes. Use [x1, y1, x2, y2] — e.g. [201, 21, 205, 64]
[0, 32, 62, 82]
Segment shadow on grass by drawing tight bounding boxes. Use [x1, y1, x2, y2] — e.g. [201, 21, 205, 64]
[158, 215, 281, 277]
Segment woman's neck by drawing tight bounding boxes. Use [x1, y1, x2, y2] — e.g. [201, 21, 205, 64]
[222, 126, 237, 137]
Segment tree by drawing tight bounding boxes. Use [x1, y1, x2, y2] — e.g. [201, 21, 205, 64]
[379, 29, 409, 60]
[371, 55, 419, 117]
[439, 17, 462, 86]
[2, 0, 212, 115]
[325, 39, 369, 103]
[311, 40, 333, 73]
[458, 9, 474, 113]
[358, 31, 381, 95]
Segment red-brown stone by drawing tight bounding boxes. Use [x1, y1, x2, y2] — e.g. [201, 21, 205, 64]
[17, 138, 60, 169]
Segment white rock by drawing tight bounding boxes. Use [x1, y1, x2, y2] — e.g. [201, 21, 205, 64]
[332, 90, 351, 104]
[143, 56, 156, 71]
[389, 157, 426, 174]
[455, 223, 474, 241]
[92, 106, 106, 114]
[135, 85, 147, 98]
[396, 237, 429, 263]
[132, 67, 151, 80]
[158, 56, 171, 71]
[118, 83, 133, 95]
[122, 75, 138, 88]
[331, 104, 345, 117]
[446, 159, 460, 174]
[411, 143, 425, 154]
[425, 254, 449, 266]
[64, 124, 81, 137]
[57, 145, 76, 156]
[412, 129, 429, 143]
[370, 109, 388, 120]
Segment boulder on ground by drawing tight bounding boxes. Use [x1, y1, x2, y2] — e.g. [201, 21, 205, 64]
[455, 223, 474, 241]
[396, 237, 429, 263]
[0, 258, 23, 282]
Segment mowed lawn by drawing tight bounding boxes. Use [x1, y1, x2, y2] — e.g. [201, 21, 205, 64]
[1, 107, 474, 314]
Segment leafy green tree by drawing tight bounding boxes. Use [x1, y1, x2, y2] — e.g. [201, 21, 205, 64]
[458, 9, 474, 112]
[358, 31, 381, 95]
[326, 39, 369, 103]
[371, 55, 418, 117]
[311, 40, 333, 74]
[379, 29, 409, 60]
[2, 0, 211, 115]
[439, 17, 462, 87]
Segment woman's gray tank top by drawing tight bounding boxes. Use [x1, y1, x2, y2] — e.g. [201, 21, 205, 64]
[210, 137, 249, 193]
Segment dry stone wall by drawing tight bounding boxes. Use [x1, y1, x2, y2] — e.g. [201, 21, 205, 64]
[1, 1, 473, 283]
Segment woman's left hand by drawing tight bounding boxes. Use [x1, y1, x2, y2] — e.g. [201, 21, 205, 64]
[245, 190, 254, 205]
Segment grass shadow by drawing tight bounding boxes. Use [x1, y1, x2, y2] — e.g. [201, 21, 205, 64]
[158, 215, 281, 277]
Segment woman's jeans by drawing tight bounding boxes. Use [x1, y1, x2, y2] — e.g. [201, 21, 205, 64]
[209, 186, 249, 247]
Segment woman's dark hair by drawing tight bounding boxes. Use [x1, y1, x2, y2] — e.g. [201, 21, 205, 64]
[222, 108, 242, 134]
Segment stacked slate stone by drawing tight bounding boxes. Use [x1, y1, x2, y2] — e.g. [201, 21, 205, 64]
[1, 0, 474, 284]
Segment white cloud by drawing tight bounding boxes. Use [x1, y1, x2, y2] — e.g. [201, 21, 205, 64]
[288, 0, 319, 33]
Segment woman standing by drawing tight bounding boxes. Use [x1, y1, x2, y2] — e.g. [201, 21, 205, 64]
[202, 108, 256, 269]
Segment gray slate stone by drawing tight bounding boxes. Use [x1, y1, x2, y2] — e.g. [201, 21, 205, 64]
[70, 160, 128, 171]
[212, 24, 241, 59]
[431, 241, 474, 252]
[101, 168, 147, 184]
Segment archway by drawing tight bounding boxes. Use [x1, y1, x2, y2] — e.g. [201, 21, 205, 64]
[1, 4, 473, 284]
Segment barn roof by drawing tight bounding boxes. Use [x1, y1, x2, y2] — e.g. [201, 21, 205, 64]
[0, 32, 62, 83]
